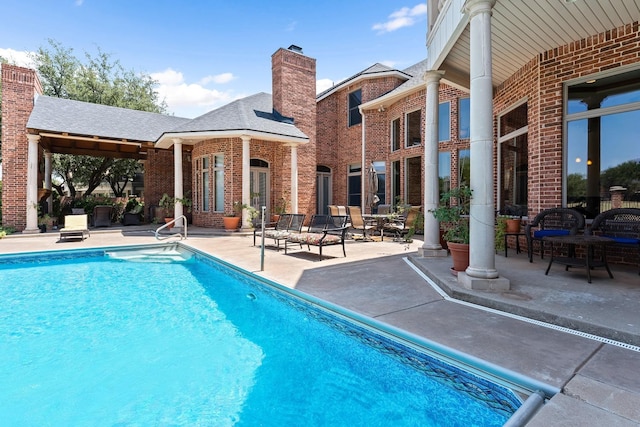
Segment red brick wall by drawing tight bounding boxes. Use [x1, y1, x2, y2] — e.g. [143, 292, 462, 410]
[272, 47, 317, 216]
[494, 22, 640, 217]
[1, 65, 42, 231]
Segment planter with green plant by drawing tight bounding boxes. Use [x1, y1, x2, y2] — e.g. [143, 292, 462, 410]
[158, 193, 175, 227]
[223, 201, 245, 230]
[122, 197, 144, 226]
[430, 186, 472, 274]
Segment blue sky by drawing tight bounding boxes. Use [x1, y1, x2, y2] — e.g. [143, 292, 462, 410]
[1, 1, 428, 118]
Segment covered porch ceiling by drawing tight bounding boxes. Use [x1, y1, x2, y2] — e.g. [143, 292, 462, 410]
[33, 131, 162, 160]
[436, 0, 640, 90]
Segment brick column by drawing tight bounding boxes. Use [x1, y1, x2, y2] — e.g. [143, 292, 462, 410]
[609, 186, 626, 209]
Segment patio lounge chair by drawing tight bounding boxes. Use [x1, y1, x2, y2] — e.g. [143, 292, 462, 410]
[253, 213, 305, 250]
[92, 205, 113, 227]
[59, 214, 90, 241]
[587, 208, 640, 275]
[525, 207, 585, 262]
[285, 214, 349, 260]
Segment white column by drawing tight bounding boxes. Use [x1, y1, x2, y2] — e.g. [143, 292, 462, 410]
[289, 144, 299, 213]
[173, 138, 184, 227]
[459, 0, 509, 290]
[241, 136, 252, 229]
[419, 70, 447, 257]
[24, 134, 40, 233]
[44, 150, 52, 215]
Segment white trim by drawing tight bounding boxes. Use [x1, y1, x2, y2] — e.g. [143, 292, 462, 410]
[155, 130, 308, 149]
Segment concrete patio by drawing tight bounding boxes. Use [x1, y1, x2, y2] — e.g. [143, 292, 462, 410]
[1, 225, 638, 425]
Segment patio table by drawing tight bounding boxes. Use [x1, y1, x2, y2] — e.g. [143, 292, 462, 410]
[543, 235, 614, 283]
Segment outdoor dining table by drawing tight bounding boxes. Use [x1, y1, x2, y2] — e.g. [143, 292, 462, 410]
[543, 235, 615, 283]
[362, 213, 403, 240]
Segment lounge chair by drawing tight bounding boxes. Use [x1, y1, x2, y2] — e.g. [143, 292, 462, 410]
[285, 215, 349, 260]
[253, 213, 305, 250]
[59, 214, 90, 241]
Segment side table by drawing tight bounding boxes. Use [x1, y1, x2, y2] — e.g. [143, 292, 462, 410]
[543, 235, 614, 283]
[503, 232, 526, 257]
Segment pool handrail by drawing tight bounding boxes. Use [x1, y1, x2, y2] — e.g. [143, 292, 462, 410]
[155, 215, 187, 241]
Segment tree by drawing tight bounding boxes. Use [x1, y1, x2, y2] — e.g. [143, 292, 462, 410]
[105, 158, 142, 197]
[32, 39, 166, 197]
[601, 160, 640, 196]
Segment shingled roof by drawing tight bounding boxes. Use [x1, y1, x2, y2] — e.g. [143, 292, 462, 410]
[27, 95, 190, 142]
[27, 92, 309, 149]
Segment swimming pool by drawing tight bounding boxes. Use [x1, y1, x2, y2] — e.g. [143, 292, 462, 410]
[1, 244, 523, 426]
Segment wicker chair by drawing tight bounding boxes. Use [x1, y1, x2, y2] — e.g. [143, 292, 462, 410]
[525, 208, 585, 262]
[586, 208, 640, 275]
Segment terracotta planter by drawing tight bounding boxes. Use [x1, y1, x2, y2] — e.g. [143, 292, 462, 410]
[223, 216, 241, 230]
[447, 242, 470, 274]
[164, 217, 174, 229]
[506, 219, 521, 233]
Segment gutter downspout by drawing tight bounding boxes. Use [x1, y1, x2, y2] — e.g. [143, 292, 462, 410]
[360, 107, 366, 212]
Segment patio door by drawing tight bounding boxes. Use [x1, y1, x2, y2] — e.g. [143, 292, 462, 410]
[250, 159, 269, 216]
[316, 165, 332, 214]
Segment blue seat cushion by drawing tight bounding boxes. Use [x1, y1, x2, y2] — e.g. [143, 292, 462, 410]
[533, 229, 571, 238]
[603, 235, 640, 245]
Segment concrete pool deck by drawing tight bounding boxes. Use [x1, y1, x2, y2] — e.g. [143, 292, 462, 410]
[1, 225, 639, 425]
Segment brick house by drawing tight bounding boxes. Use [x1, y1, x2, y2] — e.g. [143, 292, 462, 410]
[2, 2, 639, 281]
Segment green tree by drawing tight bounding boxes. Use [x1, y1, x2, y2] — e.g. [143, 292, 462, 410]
[33, 39, 166, 197]
[601, 160, 640, 195]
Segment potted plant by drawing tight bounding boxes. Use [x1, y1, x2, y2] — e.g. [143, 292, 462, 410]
[38, 214, 53, 233]
[122, 197, 144, 226]
[175, 192, 193, 224]
[158, 193, 175, 228]
[430, 186, 472, 274]
[223, 201, 244, 230]
[272, 197, 288, 222]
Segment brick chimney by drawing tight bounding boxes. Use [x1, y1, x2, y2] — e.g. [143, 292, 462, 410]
[271, 45, 317, 214]
[1, 65, 42, 230]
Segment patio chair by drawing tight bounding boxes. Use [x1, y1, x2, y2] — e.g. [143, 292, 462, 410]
[59, 214, 90, 241]
[347, 206, 376, 240]
[285, 214, 349, 260]
[383, 206, 421, 241]
[92, 205, 113, 227]
[525, 207, 585, 262]
[586, 208, 640, 275]
[377, 204, 391, 215]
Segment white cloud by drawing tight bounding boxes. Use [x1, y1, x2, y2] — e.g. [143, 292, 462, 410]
[151, 68, 241, 118]
[0, 47, 34, 68]
[372, 4, 428, 33]
[199, 72, 235, 85]
[316, 78, 335, 94]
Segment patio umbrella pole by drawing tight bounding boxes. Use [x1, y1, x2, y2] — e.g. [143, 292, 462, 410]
[260, 206, 266, 271]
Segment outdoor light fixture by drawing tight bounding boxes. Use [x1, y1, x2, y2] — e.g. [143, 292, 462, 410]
[586, 79, 596, 84]
[587, 159, 593, 166]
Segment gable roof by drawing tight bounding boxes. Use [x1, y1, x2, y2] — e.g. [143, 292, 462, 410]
[316, 63, 413, 102]
[359, 59, 438, 111]
[156, 92, 308, 148]
[27, 95, 190, 142]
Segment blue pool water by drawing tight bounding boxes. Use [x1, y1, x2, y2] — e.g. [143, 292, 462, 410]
[0, 246, 521, 426]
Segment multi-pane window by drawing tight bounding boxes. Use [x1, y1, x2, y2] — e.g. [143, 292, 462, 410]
[391, 118, 401, 151]
[499, 103, 528, 215]
[213, 154, 224, 211]
[347, 164, 362, 206]
[438, 102, 451, 142]
[201, 156, 210, 211]
[439, 151, 451, 198]
[458, 149, 470, 187]
[348, 89, 362, 127]
[406, 110, 421, 147]
[566, 68, 640, 217]
[458, 98, 470, 139]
